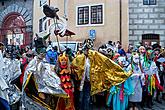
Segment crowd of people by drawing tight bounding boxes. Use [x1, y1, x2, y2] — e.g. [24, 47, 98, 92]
[0, 37, 165, 110]
[98, 41, 165, 110]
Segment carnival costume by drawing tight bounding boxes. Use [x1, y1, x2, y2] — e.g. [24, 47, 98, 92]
[56, 52, 75, 110]
[0, 49, 22, 110]
[22, 35, 67, 110]
[141, 49, 163, 107]
[107, 56, 133, 110]
[72, 39, 131, 109]
[46, 47, 58, 65]
[128, 52, 145, 109]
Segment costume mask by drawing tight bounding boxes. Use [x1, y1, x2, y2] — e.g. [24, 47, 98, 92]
[118, 56, 127, 67]
[139, 46, 146, 55]
[132, 53, 140, 64]
[59, 53, 68, 69]
[107, 48, 114, 59]
[83, 39, 93, 50]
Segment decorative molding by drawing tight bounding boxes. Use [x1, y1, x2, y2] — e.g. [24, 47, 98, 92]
[0, 4, 32, 27]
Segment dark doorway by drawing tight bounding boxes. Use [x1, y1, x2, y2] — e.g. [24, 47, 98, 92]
[142, 34, 160, 46]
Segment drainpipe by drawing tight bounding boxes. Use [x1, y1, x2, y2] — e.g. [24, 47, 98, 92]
[48, 0, 50, 26]
[48, 0, 50, 41]
[64, 0, 68, 19]
[119, 0, 122, 44]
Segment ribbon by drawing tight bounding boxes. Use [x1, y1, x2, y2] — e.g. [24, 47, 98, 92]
[120, 83, 124, 102]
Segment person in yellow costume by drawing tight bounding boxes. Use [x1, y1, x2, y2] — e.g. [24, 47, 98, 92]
[71, 39, 131, 110]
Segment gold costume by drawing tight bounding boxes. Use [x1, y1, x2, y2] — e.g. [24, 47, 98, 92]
[72, 50, 131, 95]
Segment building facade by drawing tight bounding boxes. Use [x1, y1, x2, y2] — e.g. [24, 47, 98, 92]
[33, 0, 129, 49]
[129, 0, 165, 47]
[0, 0, 33, 46]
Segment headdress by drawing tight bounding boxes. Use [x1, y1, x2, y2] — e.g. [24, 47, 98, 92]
[139, 46, 146, 53]
[34, 33, 50, 54]
[82, 39, 94, 50]
[58, 52, 68, 69]
[118, 56, 129, 67]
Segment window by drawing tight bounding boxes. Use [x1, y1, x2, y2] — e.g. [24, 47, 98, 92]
[77, 4, 104, 26]
[91, 5, 103, 24]
[143, 0, 156, 5]
[78, 6, 89, 25]
[2, 2, 4, 6]
[40, 0, 47, 7]
[39, 17, 47, 32]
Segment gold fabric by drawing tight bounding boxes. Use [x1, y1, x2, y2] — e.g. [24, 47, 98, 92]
[72, 50, 131, 95]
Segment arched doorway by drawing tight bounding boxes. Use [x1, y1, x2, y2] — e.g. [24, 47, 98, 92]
[0, 12, 32, 47]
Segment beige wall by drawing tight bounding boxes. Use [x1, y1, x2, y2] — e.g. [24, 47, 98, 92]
[33, 0, 129, 49]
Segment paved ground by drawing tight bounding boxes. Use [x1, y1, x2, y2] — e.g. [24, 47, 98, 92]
[143, 100, 165, 110]
[92, 100, 165, 110]
[11, 98, 165, 110]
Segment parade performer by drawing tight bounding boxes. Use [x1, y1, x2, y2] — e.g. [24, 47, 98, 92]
[128, 52, 145, 110]
[0, 42, 22, 110]
[55, 52, 75, 110]
[98, 44, 114, 60]
[107, 55, 133, 110]
[46, 45, 58, 65]
[71, 39, 131, 110]
[0, 42, 10, 110]
[139, 46, 146, 63]
[22, 36, 67, 110]
[157, 50, 165, 100]
[142, 49, 163, 108]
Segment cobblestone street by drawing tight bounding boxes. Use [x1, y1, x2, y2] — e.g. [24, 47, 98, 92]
[92, 100, 165, 110]
[144, 100, 165, 110]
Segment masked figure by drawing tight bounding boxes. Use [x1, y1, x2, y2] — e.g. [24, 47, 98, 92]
[142, 49, 163, 108]
[139, 46, 146, 62]
[56, 52, 75, 110]
[72, 39, 131, 110]
[0, 44, 22, 110]
[107, 55, 133, 110]
[127, 52, 145, 110]
[46, 46, 58, 65]
[22, 35, 67, 110]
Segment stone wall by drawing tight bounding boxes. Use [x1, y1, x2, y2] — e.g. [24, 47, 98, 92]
[129, 0, 165, 47]
[0, 0, 33, 28]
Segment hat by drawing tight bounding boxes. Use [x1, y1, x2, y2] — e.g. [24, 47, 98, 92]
[118, 49, 126, 56]
[34, 33, 49, 54]
[152, 43, 161, 50]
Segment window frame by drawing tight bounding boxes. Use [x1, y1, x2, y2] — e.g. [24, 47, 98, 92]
[77, 6, 89, 25]
[40, 0, 47, 7]
[143, 0, 156, 5]
[91, 5, 103, 24]
[39, 18, 42, 32]
[39, 16, 47, 33]
[76, 3, 104, 27]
